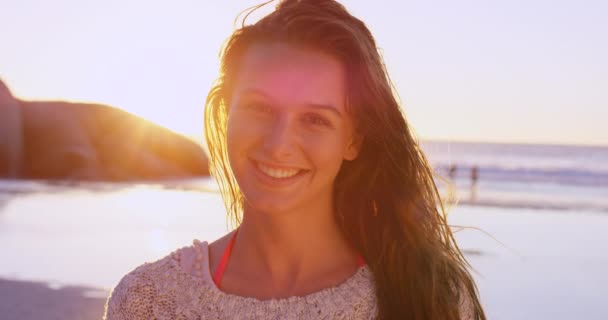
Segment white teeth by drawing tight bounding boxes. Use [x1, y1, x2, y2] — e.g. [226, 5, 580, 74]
[257, 163, 301, 179]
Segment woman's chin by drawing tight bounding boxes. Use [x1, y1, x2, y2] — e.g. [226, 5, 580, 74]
[244, 199, 298, 217]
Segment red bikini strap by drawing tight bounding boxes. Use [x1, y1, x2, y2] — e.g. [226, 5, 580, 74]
[356, 254, 366, 267]
[212, 229, 238, 288]
[213, 228, 366, 288]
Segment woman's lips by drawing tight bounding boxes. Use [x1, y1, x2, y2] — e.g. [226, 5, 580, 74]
[256, 162, 301, 178]
[251, 159, 309, 186]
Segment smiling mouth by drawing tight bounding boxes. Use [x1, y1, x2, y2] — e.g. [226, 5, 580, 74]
[255, 161, 307, 179]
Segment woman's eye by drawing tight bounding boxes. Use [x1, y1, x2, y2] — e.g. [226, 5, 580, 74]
[246, 102, 272, 114]
[303, 114, 331, 127]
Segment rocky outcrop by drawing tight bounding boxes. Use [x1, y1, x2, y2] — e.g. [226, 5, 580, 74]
[0, 80, 23, 178]
[0, 79, 209, 181]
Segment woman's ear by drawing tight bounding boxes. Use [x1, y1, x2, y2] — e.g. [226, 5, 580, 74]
[344, 133, 363, 161]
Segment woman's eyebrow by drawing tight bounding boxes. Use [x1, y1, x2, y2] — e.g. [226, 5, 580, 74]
[306, 103, 343, 118]
[240, 88, 271, 99]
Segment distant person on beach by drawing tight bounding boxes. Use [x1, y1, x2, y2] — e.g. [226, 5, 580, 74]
[449, 164, 458, 180]
[470, 166, 479, 202]
[104, 1, 485, 319]
[471, 166, 479, 186]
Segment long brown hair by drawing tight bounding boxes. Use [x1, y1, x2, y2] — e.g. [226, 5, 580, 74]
[205, 1, 485, 318]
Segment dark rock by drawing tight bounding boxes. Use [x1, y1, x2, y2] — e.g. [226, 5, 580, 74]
[0, 79, 209, 181]
[0, 80, 23, 178]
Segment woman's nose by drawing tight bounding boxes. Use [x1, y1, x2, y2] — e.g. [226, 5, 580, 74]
[263, 116, 297, 159]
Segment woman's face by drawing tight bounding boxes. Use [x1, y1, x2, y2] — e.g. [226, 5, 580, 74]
[226, 43, 360, 215]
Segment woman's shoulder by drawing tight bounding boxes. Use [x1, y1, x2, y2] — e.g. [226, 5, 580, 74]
[103, 240, 213, 320]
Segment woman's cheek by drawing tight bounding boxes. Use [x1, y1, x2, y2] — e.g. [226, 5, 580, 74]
[228, 113, 256, 140]
[303, 134, 348, 165]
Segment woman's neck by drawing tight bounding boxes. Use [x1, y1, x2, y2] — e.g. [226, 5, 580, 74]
[231, 202, 357, 291]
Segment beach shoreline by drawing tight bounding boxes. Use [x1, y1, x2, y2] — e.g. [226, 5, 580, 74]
[0, 277, 108, 320]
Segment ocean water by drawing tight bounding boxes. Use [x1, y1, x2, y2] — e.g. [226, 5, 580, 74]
[422, 141, 608, 212]
[1, 141, 607, 319]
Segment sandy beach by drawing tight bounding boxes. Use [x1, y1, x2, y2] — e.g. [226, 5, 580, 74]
[0, 278, 107, 320]
[1, 178, 607, 319]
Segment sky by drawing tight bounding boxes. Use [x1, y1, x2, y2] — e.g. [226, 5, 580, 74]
[1, 0, 606, 146]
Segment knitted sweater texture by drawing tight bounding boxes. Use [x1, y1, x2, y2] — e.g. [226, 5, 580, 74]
[103, 240, 378, 319]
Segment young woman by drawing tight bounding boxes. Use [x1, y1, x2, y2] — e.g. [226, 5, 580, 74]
[105, 1, 485, 319]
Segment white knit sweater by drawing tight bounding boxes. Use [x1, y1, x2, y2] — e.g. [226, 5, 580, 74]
[103, 240, 378, 319]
